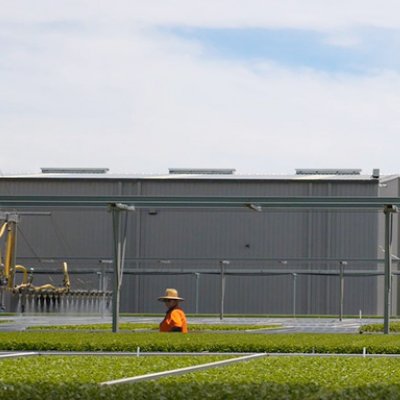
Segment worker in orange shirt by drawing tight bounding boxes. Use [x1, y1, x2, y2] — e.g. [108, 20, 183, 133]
[158, 288, 188, 333]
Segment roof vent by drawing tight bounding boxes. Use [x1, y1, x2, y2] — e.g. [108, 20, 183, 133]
[168, 168, 236, 175]
[371, 168, 380, 179]
[41, 168, 109, 174]
[295, 169, 361, 175]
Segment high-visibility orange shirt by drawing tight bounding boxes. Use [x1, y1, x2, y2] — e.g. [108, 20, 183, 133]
[159, 306, 188, 333]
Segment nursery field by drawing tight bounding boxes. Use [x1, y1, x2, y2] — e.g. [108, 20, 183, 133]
[1, 354, 400, 399]
[1, 331, 400, 353]
[26, 322, 281, 331]
[1, 323, 400, 399]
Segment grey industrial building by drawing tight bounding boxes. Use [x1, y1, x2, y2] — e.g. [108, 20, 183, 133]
[0, 167, 399, 316]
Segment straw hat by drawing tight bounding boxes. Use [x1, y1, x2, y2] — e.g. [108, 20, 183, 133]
[158, 288, 184, 302]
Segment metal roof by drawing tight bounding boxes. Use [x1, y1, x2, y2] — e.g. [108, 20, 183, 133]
[1, 171, 398, 182]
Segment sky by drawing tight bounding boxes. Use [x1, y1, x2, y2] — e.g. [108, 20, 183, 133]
[1, 1, 400, 176]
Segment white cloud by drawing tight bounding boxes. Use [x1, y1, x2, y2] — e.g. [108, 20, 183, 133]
[1, 1, 400, 175]
[323, 32, 362, 48]
[2, 1, 400, 30]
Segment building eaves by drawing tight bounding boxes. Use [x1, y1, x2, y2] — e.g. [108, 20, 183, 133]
[0, 172, 397, 182]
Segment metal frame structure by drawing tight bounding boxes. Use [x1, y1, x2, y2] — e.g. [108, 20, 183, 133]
[0, 195, 399, 208]
[0, 195, 398, 334]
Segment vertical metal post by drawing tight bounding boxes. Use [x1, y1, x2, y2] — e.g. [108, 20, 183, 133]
[96, 271, 102, 316]
[110, 203, 135, 333]
[292, 273, 297, 318]
[219, 260, 229, 320]
[112, 207, 121, 333]
[5, 215, 19, 288]
[195, 273, 200, 314]
[102, 266, 108, 317]
[134, 182, 142, 314]
[391, 274, 394, 317]
[339, 261, 347, 321]
[383, 205, 398, 334]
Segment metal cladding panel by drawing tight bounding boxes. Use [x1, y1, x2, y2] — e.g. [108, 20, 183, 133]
[343, 276, 380, 315]
[298, 181, 379, 314]
[141, 180, 311, 196]
[378, 177, 400, 315]
[309, 181, 378, 197]
[224, 275, 290, 314]
[129, 180, 380, 314]
[139, 209, 309, 259]
[121, 273, 292, 314]
[0, 178, 141, 268]
[118, 272, 379, 315]
[303, 210, 379, 314]
[121, 273, 200, 314]
[0, 178, 129, 195]
[306, 210, 378, 259]
[0, 175, 384, 315]
[13, 209, 114, 263]
[296, 275, 373, 315]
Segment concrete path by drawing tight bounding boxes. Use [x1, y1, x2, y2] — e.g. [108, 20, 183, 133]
[0, 314, 378, 333]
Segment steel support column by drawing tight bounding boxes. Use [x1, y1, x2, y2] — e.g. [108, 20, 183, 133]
[339, 261, 347, 321]
[111, 203, 135, 333]
[219, 260, 229, 320]
[194, 273, 200, 314]
[384, 205, 398, 334]
[292, 273, 297, 318]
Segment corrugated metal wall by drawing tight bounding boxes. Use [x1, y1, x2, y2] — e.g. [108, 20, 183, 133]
[0, 176, 386, 315]
[378, 178, 400, 315]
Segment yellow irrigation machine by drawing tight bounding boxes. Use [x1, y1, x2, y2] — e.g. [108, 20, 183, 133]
[0, 212, 111, 313]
